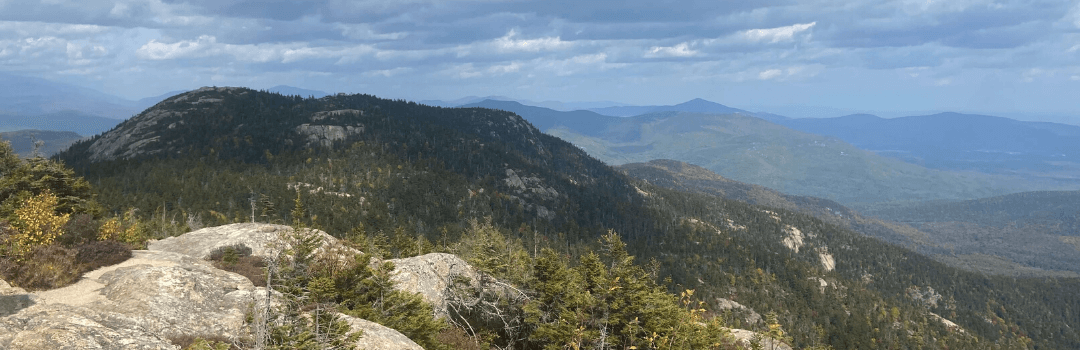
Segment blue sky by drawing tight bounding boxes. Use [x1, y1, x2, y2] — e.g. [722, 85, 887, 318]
[2, 0, 1080, 120]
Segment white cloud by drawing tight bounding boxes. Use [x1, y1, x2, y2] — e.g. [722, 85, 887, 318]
[645, 42, 699, 58]
[738, 22, 816, 44]
[494, 29, 571, 53]
[757, 65, 824, 81]
[758, 69, 783, 80]
[136, 35, 383, 64]
[363, 67, 412, 77]
[136, 35, 215, 60]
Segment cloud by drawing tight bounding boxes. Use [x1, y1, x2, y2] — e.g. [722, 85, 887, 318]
[493, 29, 571, 53]
[739, 22, 816, 44]
[645, 42, 699, 58]
[1, 0, 1079, 117]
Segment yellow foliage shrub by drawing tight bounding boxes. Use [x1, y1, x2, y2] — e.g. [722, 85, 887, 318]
[98, 209, 145, 245]
[9, 191, 70, 256]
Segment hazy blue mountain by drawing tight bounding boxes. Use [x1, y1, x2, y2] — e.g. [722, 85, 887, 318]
[425, 96, 630, 111]
[266, 85, 330, 98]
[778, 112, 1080, 181]
[461, 100, 622, 138]
[0, 111, 122, 136]
[461, 100, 1062, 205]
[135, 90, 189, 110]
[0, 129, 83, 157]
[588, 98, 790, 123]
[0, 72, 140, 119]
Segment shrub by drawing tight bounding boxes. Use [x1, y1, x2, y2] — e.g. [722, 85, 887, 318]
[168, 335, 241, 350]
[76, 240, 133, 272]
[215, 256, 267, 287]
[58, 214, 99, 246]
[208, 244, 253, 263]
[0, 244, 79, 290]
[207, 244, 266, 287]
[9, 190, 69, 256]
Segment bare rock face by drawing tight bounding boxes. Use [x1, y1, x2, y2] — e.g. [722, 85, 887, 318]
[388, 253, 482, 319]
[0, 304, 178, 350]
[0, 250, 262, 349]
[727, 328, 793, 350]
[148, 223, 356, 260]
[0, 278, 36, 318]
[715, 297, 762, 325]
[342, 314, 424, 350]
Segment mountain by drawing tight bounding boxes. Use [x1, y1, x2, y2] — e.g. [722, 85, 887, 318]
[473, 100, 1055, 205]
[618, 159, 933, 247]
[0, 111, 122, 136]
[620, 159, 1080, 277]
[266, 85, 329, 98]
[588, 98, 790, 123]
[134, 90, 189, 110]
[778, 112, 1080, 181]
[422, 96, 628, 111]
[55, 88, 1080, 349]
[0, 72, 139, 119]
[864, 190, 1080, 277]
[0, 129, 83, 157]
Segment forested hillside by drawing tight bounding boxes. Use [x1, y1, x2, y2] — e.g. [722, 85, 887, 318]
[865, 191, 1080, 277]
[55, 88, 1080, 349]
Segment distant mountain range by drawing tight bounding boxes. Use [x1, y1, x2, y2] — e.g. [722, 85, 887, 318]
[778, 113, 1080, 181]
[0, 73, 341, 138]
[421, 95, 631, 111]
[586, 98, 790, 123]
[0, 129, 83, 157]
[465, 99, 1069, 205]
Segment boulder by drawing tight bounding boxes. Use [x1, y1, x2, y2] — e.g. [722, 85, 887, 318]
[342, 314, 424, 350]
[148, 223, 356, 260]
[727, 328, 793, 350]
[1, 250, 263, 349]
[388, 253, 483, 319]
[715, 297, 762, 325]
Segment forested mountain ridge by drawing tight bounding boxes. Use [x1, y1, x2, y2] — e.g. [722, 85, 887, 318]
[618, 159, 933, 249]
[619, 159, 1080, 278]
[471, 100, 1054, 205]
[53, 88, 1080, 349]
[865, 190, 1080, 277]
[778, 113, 1080, 182]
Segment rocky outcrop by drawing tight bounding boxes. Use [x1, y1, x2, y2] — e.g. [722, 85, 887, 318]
[727, 328, 793, 350]
[2, 223, 477, 349]
[1, 250, 261, 349]
[342, 314, 424, 350]
[388, 252, 482, 319]
[715, 298, 762, 325]
[148, 223, 356, 260]
[296, 124, 365, 148]
[0, 279, 35, 318]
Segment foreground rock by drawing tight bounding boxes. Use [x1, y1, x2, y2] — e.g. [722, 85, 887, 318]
[727, 328, 793, 350]
[149, 222, 356, 259]
[388, 253, 484, 319]
[343, 314, 424, 350]
[1, 250, 258, 349]
[2, 223, 446, 350]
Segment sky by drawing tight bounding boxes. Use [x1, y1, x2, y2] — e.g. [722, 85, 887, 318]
[2, 0, 1080, 121]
